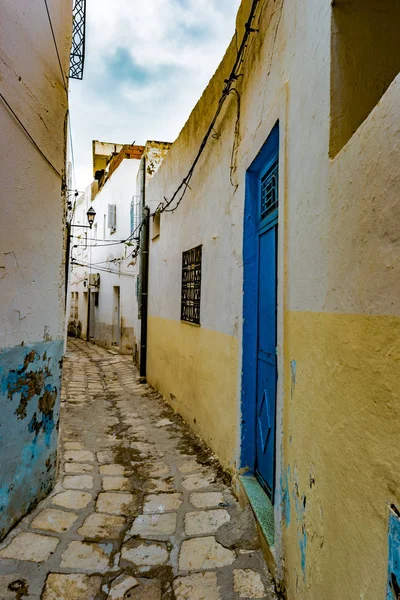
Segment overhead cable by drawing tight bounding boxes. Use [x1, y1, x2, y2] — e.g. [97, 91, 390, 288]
[155, 0, 261, 215]
[0, 90, 63, 180]
[43, 0, 68, 92]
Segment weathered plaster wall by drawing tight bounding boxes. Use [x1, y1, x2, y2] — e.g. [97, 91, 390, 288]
[0, 0, 72, 537]
[0, 341, 63, 539]
[144, 0, 400, 598]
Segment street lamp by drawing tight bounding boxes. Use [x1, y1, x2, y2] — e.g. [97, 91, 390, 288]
[69, 206, 96, 230]
[86, 206, 96, 229]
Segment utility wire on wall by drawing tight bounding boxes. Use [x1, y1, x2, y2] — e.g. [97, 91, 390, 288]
[153, 0, 261, 216]
[0, 91, 64, 180]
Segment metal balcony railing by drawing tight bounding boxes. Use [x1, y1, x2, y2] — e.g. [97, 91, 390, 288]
[70, 0, 86, 80]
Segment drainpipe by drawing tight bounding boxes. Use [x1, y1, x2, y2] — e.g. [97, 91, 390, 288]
[139, 157, 149, 378]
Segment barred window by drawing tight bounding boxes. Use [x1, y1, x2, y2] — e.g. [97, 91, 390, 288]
[260, 157, 278, 220]
[181, 245, 202, 325]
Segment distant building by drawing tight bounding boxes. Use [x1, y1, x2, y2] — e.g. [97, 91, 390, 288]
[69, 141, 171, 360]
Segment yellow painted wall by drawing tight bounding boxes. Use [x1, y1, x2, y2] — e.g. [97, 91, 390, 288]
[282, 311, 400, 598]
[147, 316, 238, 469]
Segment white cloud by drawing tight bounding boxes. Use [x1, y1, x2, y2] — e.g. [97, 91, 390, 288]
[69, 0, 241, 189]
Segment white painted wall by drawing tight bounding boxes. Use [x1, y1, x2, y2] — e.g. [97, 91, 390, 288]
[0, 0, 72, 347]
[71, 159, 141, 354]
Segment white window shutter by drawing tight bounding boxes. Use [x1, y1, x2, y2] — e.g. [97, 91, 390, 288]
[108, 204, 116, 230]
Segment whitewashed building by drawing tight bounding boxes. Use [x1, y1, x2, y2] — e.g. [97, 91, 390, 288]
[70, 141, 170, 360]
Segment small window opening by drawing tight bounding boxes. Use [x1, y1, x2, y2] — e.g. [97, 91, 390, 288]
[152, 213, 161, 240]
[181, 245, 202, 325]
[260, 158, 279, 220]
[330, 0, 400, 157]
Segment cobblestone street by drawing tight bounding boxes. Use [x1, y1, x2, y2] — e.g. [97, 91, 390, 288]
[0, 340, 277, 599]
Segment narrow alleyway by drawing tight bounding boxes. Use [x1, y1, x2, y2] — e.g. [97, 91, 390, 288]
[0, 340, 277, 600]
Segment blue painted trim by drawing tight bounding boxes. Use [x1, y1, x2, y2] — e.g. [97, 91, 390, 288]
[241, 121, 279, 474]
[387, 506, 400, 599]
[240, 475, 275, 546]
[0, 339, 63, 540]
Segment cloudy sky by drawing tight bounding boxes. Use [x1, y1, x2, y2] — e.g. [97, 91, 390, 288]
[69, 0, 241, 190]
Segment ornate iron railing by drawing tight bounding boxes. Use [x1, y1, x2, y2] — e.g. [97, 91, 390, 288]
[70, 0, 86, 80]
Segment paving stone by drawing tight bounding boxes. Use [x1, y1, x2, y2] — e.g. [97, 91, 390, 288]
[190, 492, 225, 508]
[0, 532, 59, 562]
[100, 464, 129, 476]
[42, 573, 102, 600]
[233, 569, 266, 598]
[52, 490, 92, 510]
[121, 540, 169, 567]
[184, 509, 231, 535]
[97, 450, 114, 464]
[102, 476, 131, 491]
[178, 536, 236, 570]
[64, 442, 84, 450]
[155, 419, 173, 427]
[96, 492, 137, 515]
[60, 541, 112, 572]
[64, 450, 94, 462]
[105, 573, 139, 599]
[122, 579, 162, 600]
[144, 478, 175, 492]
[0, 573, 29, 599]
[182, 473, 216, 491]
[130, 442, 164, 458]
[64, 462, 94, 473]
[178, 459, 202, 473]
[78, 513, 126, 539]
[129, 513, 177, 537]
[216, 505, 260, 550]
[63, 474, 94, 490]
[173, 572, 221, 600]
[146, 462, 170, 477]
[31, 508, 78, 533]
[143, 493, 182, 514]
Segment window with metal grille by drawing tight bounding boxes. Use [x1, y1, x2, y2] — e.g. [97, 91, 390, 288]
[260, 158, 279, 220]
[181, 245, 202, 325]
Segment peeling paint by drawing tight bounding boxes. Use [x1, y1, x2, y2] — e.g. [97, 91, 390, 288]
[0, 340, 63, 539]
[281, 465, 291, 527]
[387, 505, 400, 599]
[292, 466, 307, 580]
[290, 360, 296, 400]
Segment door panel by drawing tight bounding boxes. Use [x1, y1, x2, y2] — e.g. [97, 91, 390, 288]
[255, 225, 277, 496]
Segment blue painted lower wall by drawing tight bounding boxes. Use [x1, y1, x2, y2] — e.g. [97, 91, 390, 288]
[0, 340, 63, 539]
[387, 506, 400, 599]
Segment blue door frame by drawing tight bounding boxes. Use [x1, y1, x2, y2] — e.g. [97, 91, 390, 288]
[241, 122, 279, 501]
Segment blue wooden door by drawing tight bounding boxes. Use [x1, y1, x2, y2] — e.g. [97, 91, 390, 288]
[255, 223, 277, 495]
[241, 122, 279, 502]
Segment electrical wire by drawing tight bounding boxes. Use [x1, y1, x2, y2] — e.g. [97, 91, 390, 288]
[71, 216, 145, 248]
[43, 0, 68, 92]
[72, 260, 136, 278]
[0, 90, 63, 180]
[154, 0, 261, 215]
[68, 113, 77, 190]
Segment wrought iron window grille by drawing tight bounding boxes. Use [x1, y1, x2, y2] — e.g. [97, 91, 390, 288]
[181, 245, 202, 325]
[260, 157, 279, 220]
[70, 0, 86, 80]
